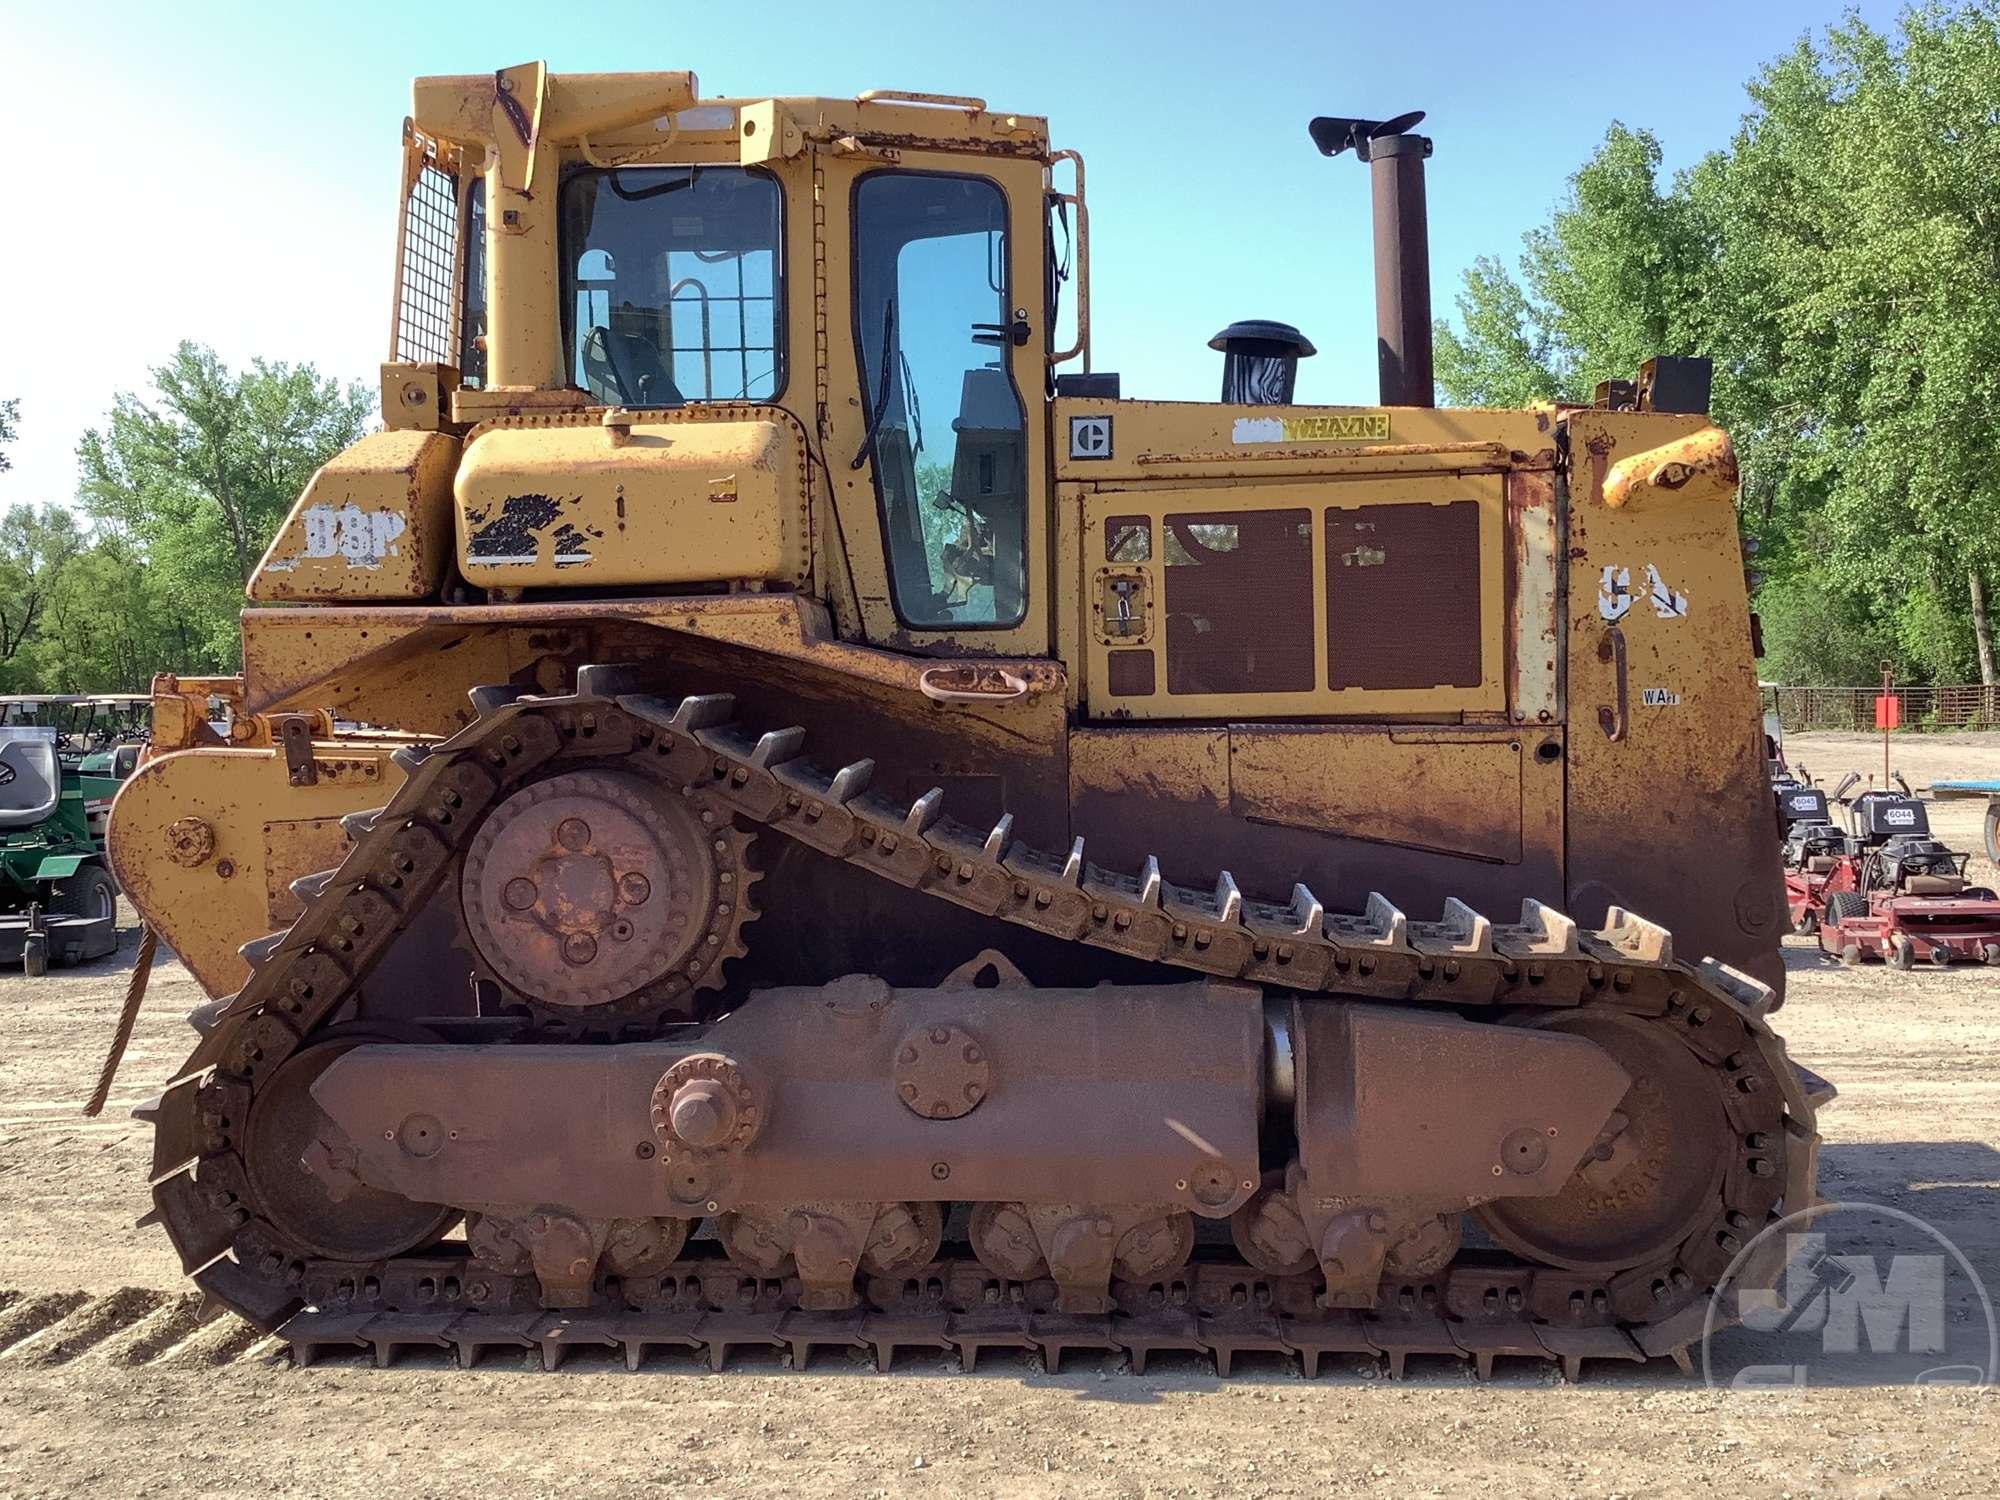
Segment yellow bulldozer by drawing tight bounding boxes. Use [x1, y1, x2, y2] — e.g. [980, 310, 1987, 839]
[107, 64, 1826, 1375]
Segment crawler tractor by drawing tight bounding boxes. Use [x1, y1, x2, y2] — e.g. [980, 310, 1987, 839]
[107, 67, 1827, 1375]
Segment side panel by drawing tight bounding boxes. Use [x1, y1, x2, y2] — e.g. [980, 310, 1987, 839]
[1229, 728, 1528, 864]
[108, 747, 406, 996]
[249, 431, 460, 602]
[1562, 411, 1785, 996]
[1078, 475, 1508, 721]
[1068, 725, 1565, 929]
[452, 410, 812, 589]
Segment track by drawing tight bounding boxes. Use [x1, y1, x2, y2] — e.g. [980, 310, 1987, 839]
[136, 673, 1825, 1378]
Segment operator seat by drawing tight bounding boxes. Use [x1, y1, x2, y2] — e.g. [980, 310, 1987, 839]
[580, 308, 685, 408]
[0, 728, 62, 830]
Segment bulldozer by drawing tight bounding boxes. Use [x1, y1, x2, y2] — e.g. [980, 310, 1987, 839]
[106, 65, 1827, 1375]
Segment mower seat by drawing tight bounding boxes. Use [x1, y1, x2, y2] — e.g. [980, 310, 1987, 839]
[0, 728, 61, 830]
[1905, 874, 1967, 897]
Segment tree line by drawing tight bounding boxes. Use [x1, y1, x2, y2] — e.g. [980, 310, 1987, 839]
[1435, 2, 2000, 687]
[0, 346, 370, 692]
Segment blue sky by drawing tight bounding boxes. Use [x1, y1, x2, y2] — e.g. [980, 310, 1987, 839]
[0, 0, 1901, 510]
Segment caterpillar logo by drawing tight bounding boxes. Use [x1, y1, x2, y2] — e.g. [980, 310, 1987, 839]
[1232, 413, 1391, 445]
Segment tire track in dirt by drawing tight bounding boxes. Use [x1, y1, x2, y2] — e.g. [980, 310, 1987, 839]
[0, 1288, 281, 1369]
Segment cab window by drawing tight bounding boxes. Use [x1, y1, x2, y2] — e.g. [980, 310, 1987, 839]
[559, 167, 783, 406]
[853, 173, 1027, 628]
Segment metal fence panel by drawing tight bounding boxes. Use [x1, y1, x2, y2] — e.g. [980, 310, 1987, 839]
[1763, 685, 2000, 733]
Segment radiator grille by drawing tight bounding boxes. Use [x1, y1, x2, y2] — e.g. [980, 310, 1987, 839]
[1325, 500, 1483, 690]
[1164, 509, 1314, 696]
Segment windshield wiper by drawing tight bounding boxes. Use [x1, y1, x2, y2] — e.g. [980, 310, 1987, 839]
[850, 298, 899, 471]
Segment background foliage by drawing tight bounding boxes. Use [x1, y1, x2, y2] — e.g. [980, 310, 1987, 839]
[1436, 2, 2000, 686]
[0, 345, 368, 690]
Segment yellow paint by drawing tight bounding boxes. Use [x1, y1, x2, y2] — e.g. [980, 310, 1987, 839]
[113, 65, 1782, 997]
[250, 431, 460, 602]
[108, 744, 407, 995]
[453, 412, 811, 588]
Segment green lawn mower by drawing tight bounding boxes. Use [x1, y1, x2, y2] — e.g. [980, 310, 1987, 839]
[0, 694, 149, 975]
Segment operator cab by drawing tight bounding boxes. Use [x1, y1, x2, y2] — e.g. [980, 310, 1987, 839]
[562, 166, 783, 409]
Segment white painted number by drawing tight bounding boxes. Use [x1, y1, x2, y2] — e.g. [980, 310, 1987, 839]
[1599, 562, 1690, 622]
[1598, 565, 1633, 622]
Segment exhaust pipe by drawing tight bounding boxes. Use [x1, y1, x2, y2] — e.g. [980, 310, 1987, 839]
[1308, 111, 1435, 409]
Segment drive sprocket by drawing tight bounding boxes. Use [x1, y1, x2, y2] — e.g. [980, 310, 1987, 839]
[461, 765, 756, 1029]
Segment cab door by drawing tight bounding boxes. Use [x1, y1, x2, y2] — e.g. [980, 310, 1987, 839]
[822, 152, 1052, 657]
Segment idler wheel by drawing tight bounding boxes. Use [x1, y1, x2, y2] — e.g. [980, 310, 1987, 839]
[860, 1202, 945, 1277]
[462, 768, 733, 1017]
[968, 1201, 1047, 1280]
[1475, 1010, 1730, 1275]
[243, 1032, 458, 1263]
[1113, 1211, 1195, 1281]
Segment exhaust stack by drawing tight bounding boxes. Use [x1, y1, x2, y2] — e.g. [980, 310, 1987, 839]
[1308, 111, 1435, 409]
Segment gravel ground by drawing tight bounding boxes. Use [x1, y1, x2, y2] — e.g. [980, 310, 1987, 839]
[0, 731, 1995, 1498]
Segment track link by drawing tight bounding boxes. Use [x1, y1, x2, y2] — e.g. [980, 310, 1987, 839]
[138, 675, 1826, 1377]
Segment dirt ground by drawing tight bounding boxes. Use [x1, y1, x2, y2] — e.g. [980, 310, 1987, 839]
[1, 731, 1997, 1498]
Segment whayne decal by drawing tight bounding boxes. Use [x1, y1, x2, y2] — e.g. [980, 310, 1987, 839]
[1232, 413, 1391, 444]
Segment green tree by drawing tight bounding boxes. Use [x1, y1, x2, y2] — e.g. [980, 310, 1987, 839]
[0, 398, 17, 473]
[1435, 125, 1711, 408]
[1434, 3, 2000, 686]
[0, 505, 86, 675]
[28, 536, 191, 693]
[78, 342, 371, 666]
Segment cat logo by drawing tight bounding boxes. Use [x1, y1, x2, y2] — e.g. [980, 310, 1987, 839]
[1068, 415, 1113, 460]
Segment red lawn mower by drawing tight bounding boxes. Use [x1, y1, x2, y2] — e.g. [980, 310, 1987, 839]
[1775, 778, 1851, 937]
[1788, 772, 2000, 968]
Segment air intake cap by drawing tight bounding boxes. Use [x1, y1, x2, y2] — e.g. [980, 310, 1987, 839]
[1209, 320, 1317, 404]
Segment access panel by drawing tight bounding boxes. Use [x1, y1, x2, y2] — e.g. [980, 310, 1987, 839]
[1081, 477, 1506, 721]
